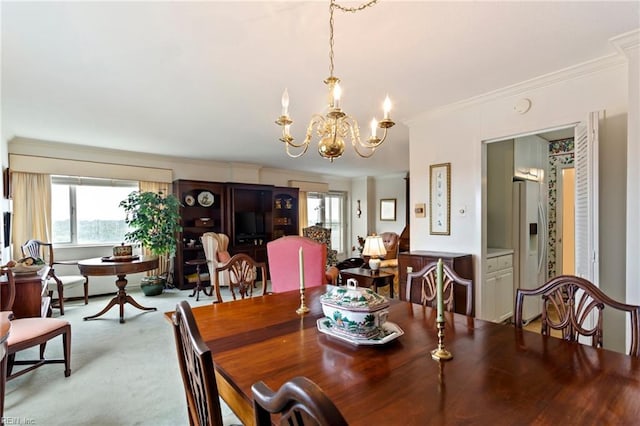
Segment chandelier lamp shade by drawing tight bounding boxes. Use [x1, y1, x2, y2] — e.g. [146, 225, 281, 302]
[275, 0, 395, 162]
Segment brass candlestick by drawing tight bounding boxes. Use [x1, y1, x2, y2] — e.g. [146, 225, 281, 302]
[296, 288, 310, 315]
[431, 320, 453, 361]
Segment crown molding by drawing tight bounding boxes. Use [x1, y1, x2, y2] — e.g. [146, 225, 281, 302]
[610, 28, 640, 56]
[406, 53, 626, 124]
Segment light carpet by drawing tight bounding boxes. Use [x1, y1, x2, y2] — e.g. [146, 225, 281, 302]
[4, 286, 243, 426]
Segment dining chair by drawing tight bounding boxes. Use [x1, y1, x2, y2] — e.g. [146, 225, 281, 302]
[21, 239, 88, 316]
[0, 267, 71, 380]
[515, 275, 640, 357]
[266, 236, 338, 293]
[252, 376, 347, 426]
[406, 261, 474, 316]
[171, 300, 223, 426]
[215, 253, 266, 301]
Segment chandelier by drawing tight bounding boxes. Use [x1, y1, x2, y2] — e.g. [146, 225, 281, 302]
[275, 0, 395, 162]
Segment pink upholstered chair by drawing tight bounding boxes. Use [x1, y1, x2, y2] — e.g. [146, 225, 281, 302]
[266, 236, 338, 293]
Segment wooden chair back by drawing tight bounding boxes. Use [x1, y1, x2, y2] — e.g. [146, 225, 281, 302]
[515, 275, 640, 357]
[252, 376, 347, 426]
[215, 253, 266, 300]
[171, 301, 223, 426]
[0, 268, 16, 312]
[406, 261, 473, 316]
[21, 239, 88, 315]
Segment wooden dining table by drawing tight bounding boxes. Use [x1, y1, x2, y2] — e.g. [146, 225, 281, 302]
[170, 285, 640, 425]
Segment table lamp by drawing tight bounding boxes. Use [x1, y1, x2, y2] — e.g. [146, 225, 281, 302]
[362, 235, 387, 272]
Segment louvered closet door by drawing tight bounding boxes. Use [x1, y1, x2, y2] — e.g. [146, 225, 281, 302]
[574, 111, 600, 284]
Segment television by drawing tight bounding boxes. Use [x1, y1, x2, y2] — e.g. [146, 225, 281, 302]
[235, 212, 265, 239]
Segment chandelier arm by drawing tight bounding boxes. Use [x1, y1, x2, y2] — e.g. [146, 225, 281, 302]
[352, 140, 377, 158]
[343, 116, 376, 159]
[285, 141, 310, 158]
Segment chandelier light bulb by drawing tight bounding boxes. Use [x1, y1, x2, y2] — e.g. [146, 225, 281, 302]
[370, 118, 378, 138]
[281, 88, 290, 116]
[383, 95, 392, 119]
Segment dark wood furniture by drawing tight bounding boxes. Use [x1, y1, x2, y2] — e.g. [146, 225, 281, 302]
[78, 256, 159, 323]
[21, 239, 88, 315]
[173, 180, 299, 289]
[272, 187, 299, 240]
[398, 251, 473, 315]
[515, 274, 640, 356]
[252, 376, 347, 426]
[339, 267, 395, 298]
[185, 259, 211, 302]
[174, 180, 226, 290]
[1, 268, 71, 381]
[166, 286, 640, 426]
[171, 300, 224, 426]
[215, 253, 267, 300]
[0, 267, 49, 318]
[406, 261, 473, 316]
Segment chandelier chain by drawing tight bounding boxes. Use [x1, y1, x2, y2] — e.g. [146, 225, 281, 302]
[328, 0, 380, 77]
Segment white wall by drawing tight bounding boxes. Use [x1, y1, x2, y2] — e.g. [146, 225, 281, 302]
[408, 59, 630, 351]
[374, 174, 406, 235]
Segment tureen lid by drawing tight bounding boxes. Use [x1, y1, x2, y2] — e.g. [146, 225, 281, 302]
[320, 279, 389, 311]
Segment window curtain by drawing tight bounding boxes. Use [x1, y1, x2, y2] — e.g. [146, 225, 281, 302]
[11, 172, 52, 260]
[298, 191, 308, 235]
[139, 181, 171, 279]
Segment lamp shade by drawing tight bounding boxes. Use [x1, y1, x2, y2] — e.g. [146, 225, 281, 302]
[362, 235, 387, 258]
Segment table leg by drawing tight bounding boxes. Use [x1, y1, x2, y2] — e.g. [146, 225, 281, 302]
[84, 274, 157, 324]
[188, 264, 212, 302]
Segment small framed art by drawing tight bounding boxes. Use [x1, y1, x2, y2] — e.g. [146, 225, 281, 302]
[380, 198, 396, 221]
[429, 163, 451, 235]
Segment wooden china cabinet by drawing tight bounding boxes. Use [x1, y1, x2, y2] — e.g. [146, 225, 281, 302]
[173, 180, 299, 288]
[173, 180, 225, 290]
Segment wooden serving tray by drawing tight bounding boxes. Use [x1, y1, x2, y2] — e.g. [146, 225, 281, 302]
[101, 255, 140, 262]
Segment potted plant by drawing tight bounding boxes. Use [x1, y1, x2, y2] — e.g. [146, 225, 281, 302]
[119, 191, 182, 296]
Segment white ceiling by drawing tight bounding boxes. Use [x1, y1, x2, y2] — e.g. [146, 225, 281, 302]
[2, 1, 638, 178]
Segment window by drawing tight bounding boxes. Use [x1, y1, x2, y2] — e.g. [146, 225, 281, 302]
[52, 176, 138, 245]
[306, 191, 346, 255]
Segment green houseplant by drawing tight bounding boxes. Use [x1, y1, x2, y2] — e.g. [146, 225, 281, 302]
[119, 191, 182, 296]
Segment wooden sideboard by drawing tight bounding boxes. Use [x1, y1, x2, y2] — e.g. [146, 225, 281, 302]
[0, 269, 49, 318]
[398, 251, 474, 316]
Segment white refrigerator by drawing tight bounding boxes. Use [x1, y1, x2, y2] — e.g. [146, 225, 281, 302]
[512, 179, 547, 324]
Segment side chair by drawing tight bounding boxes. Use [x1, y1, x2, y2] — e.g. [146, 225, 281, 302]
[515, 274, 640, 357]
[201, 232, 231, 302]
[266, 236, 338, 293]
[252, 376, 348, 426]
[171, 300, 223, 426]
[406, 261, 474, 316]
[21, 239, 88, 315]
[215, 253, 266, 301]
[1, 267, 71, 380]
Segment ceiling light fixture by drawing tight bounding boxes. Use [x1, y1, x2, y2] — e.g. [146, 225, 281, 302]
[275, 0, 395, 162]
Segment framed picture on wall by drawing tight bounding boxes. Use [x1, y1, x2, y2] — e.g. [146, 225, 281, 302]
[430, 163, 451, 235]
[380, 198, 396, 221]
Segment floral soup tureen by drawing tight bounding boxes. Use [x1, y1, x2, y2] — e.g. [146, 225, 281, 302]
[320, 279, 389, 339]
